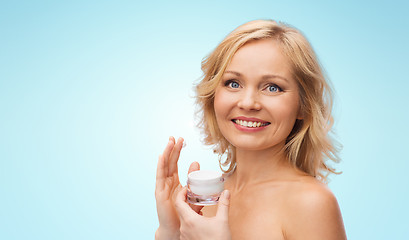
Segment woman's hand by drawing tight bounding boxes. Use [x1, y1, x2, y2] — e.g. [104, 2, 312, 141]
[155, 137, 203, 240]
[175, 187, 232, 240]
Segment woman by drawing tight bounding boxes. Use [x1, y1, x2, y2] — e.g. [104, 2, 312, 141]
[155, 19, 346, 239]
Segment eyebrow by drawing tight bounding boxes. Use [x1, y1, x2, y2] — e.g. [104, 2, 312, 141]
[224, 70, 289, 82]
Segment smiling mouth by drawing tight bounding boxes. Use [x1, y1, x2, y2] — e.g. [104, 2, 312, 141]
[232, 119, 271, 128]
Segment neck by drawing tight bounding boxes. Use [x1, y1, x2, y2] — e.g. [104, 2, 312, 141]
[229, 143, 295, 191]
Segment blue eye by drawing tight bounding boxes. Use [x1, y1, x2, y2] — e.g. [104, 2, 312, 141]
[224, 80, 240, 88]
[230, 82, 240, 88]
[269, 85, 278, 92]
[267, 84, 281, 93]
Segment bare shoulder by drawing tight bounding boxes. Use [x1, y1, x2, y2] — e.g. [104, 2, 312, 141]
[283, 177, 346, 240]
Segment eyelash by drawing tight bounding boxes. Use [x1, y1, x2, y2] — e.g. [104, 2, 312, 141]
[224, 80, 283, 93]
[265, 84, 283, 93]
[224, 80, 240, 88]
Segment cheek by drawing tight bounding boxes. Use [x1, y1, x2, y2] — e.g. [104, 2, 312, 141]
[213, 94, 222, 120]
[213, 90, 229, 119]
[269, 95, 300, 122]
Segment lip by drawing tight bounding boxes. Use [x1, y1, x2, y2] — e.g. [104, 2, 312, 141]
[231, 116, 270, 132]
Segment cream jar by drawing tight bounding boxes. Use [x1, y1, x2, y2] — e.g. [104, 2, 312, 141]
[187, 170, 224, 206]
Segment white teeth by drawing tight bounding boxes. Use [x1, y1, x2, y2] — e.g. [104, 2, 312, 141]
[234, 120, 267, 128]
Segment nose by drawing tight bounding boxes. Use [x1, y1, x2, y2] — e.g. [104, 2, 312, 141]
[237, 90, 261, 111]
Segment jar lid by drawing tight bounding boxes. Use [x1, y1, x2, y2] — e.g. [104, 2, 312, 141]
[187, 170, 223, 184]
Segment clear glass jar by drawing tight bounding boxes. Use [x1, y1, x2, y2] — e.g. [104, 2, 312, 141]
[187, 170, 224, 206]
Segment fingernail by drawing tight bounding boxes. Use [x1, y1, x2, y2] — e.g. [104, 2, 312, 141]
[223, 190, 230, 200]
[182, 140, 186, 148]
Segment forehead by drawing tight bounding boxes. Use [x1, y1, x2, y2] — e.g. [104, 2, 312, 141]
[225, 39, 292, 80]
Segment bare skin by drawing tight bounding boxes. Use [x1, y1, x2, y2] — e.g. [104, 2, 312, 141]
[156, 138, 346, 240]
[203, 161, 346, 239]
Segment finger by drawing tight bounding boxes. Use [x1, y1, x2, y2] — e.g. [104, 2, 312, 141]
[174, 187, 196, 220]
[188, 161, 200, 174]
[162, 137, 175, 177]
[168, 137, 183, 176]
[155, 154, 165, 191]
[190, 204, 204, 214]
[216, 190, 230, 221]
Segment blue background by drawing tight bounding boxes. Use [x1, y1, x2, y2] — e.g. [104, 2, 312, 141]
[1, 0, 408, 239]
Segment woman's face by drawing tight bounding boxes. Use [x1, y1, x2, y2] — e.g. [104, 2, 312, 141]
[214, 39, 302, 152]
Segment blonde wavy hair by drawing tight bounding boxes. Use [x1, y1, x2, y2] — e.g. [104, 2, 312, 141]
[195, 19, 341, 182]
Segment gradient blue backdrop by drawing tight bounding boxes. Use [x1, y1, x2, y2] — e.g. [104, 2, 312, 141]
[1, 1, 408, 239]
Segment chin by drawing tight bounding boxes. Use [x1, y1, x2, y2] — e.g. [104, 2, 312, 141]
[229, 140, 270, 151]
[228, 136, 286, 152]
